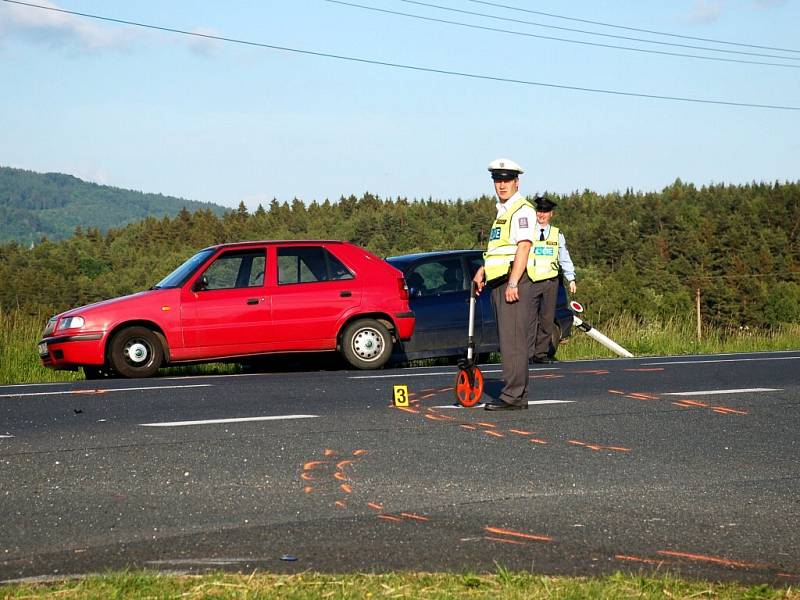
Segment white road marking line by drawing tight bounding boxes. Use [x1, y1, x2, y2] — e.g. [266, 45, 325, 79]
[435, 400, 574, 409]
[643, 356, 800, 365]
[0, 435, 13, 439]
[140, 415, 318, 427]
[0, 384, 211, 399]
[663, 388, 782, 396]
[350, 367, 559, 379]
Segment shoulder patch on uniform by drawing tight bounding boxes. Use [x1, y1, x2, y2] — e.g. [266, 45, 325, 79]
[518, 217, 528, 228]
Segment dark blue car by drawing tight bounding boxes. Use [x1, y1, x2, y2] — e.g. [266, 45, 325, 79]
[386, 250, 573, 363]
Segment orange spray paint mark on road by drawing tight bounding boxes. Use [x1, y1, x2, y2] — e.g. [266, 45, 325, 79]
[460, 424, 478, 430]
[378, 514, 403, 522]
[334, 471, 348, 481]
[335, 500, 347, 508]
[476, 422, 497, 428]
[396, 406, 420, 414]
[530, 438, 548, 444]
[657, 550, 758, 569]
[300, 472, 314, 481]
[367, 502, 384, 511]
[352, 449, 367, 456]
[303, 460, 325, 470]
[425, 413, 452, 421]
[485, 430, 505, 438]
[484, 526, 553, 542]
[628, 392, 659, 400]
[509, 429, 534, 436]
[324, 449, 336, 456]
[713, 406, 748, 415]
[400, 512, 430, 522]
[336, 460, 352, 469]
[608, 389, 626, 395]
[340, 483, 352, 494]
[679, 399, 709, 407]
[303, 486, 313, 494]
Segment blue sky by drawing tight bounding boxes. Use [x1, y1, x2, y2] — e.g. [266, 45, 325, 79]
[1, 0, 798, 209]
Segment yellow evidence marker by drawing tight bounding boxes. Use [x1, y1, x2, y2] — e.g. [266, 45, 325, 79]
[392, 384, 410, 407]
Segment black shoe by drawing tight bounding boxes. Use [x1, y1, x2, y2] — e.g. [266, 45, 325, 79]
[484, 401, 528, 411]
[532, 357, 554, 364]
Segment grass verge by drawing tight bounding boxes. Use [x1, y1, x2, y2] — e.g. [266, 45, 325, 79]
[1, 571, 798, 599]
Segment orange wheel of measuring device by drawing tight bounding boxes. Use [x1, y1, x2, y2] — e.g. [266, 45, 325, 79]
[454, 366, 484, 407]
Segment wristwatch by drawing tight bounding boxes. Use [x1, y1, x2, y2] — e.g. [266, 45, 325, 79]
[508, 281, 518, 289]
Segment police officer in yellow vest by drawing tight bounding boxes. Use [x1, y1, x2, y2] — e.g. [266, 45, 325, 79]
[529, 196, 577, 364]
[473, 158, 536, 411]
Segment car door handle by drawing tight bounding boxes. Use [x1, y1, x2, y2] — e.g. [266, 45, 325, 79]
[340, 291, 352, 297]
[247, 298, 260, 305]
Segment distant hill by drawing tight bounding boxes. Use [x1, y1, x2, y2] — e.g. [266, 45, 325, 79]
[0, 166, 229, 244]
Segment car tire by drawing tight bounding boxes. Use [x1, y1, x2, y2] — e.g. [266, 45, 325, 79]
[108, 326, 164, 378]
[548, 323, 562, 358]
[341, 319, 392, 369]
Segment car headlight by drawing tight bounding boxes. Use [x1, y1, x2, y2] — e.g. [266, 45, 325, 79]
[57, 316, 85, 331]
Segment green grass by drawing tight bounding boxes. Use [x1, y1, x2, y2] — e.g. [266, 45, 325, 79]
[555, 313, 800, 361]
[2, 310, 798, 385]
[0, 571, 797, 599]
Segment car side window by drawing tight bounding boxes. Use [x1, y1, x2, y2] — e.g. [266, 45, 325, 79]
[468, 255, 483, 280]
[410, 258, 464, 297]
[200, 250, 266, 291]
[277, 246, 354, 285]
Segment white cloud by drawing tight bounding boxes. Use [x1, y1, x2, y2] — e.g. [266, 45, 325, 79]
[684, 0, 725, 24]
[185, 27, 222, 58]
[0, 1, 220, 56]
[0, 0, 139, 51]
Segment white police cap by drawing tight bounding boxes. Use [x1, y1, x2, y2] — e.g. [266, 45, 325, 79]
[487, 158, 524, 180]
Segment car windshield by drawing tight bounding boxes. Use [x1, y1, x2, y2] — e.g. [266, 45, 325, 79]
[152, 248, 216, 289]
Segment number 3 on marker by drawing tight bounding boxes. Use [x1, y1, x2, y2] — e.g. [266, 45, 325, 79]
[393, 385, 409, 407]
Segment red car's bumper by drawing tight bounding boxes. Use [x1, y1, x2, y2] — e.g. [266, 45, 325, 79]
[38, 333, 106, 370]
[394, 312, 415, 341]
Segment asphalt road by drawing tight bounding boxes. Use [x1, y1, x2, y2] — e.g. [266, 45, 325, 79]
[1, 351, 798, 584]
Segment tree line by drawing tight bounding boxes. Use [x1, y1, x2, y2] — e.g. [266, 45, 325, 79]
[1, 180, 798, 329]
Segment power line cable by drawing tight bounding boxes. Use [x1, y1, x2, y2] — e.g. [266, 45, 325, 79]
[2, 0, 798, 111]
[466, 0, 800, 55]
[324, 0, 800, 69]
[394, 0, 800, 63]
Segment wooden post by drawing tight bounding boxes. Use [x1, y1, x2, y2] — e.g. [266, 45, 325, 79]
[695, 287, 702, 342]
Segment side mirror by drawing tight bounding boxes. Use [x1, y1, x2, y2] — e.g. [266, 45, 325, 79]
[193, 274, 209, 292]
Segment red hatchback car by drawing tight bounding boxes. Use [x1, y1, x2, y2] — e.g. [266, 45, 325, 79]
[38, 240, 415, 378]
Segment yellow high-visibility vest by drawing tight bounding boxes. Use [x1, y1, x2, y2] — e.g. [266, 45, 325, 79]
[483, 196, 537, 283]
[530, 225, 561, 281]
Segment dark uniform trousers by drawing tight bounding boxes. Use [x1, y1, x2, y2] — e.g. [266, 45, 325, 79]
[491, 275, 534, 406]
[530, 276, 558, 360]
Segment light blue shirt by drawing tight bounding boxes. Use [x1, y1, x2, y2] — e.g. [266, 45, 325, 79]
[537, 224, 576, 282]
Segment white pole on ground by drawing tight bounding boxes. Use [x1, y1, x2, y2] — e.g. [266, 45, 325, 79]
[572, 315, 634, 358]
